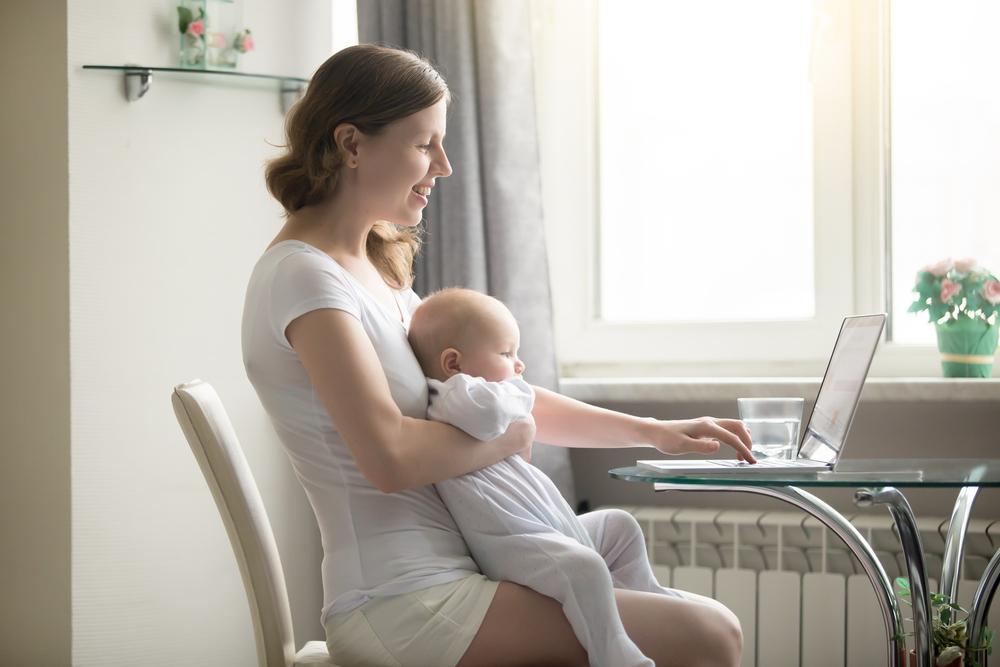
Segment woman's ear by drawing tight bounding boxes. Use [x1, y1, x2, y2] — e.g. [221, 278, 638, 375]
[440, 348, 461, 377]
[333, 123, 361, 166]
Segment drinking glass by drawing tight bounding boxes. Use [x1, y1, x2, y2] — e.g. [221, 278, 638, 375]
[737, 397, 805, 460]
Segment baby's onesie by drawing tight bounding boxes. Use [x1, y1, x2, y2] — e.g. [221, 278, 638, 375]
[429, 373, 673, 667]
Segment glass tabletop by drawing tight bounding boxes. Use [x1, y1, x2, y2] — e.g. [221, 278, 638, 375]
[610, 459, 1000, 488]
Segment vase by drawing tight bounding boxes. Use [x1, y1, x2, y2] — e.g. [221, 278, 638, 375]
[935, 317, 999, 378]
[177, 0, 243, 70]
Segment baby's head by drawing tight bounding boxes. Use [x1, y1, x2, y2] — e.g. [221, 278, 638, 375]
[408, 287, 525, 383]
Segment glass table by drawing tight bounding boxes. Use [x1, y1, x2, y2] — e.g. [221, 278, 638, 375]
[610, 459, 1000, 667]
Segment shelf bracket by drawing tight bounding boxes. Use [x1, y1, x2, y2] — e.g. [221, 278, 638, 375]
[123, 67, 153, 102]
[280, 79, 305, 113]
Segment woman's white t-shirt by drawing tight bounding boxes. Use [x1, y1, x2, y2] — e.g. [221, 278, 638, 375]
[241, 240, 479, 625]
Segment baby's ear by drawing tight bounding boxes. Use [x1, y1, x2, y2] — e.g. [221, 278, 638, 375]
[440, 348, 461, 377]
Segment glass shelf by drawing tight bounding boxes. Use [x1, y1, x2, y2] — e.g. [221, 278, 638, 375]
[82, 64, 309, 112]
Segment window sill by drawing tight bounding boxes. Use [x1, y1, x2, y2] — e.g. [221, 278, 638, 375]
[558, 377, 1000, 403]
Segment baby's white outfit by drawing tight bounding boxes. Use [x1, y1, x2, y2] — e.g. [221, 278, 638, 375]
[429, 374, 679, 667]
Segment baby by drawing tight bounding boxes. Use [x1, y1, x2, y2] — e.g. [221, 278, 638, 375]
[408, 287, 682, 667]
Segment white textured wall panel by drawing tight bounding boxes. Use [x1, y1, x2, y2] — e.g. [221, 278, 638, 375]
[68, 1, 335, 664]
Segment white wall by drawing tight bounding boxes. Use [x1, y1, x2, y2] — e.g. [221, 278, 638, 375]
[66, 1, 333, 664]
[0, 2, 71, 665]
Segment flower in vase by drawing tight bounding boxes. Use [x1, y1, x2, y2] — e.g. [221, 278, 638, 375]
[210, 32, 226, 48]
[926, 258, 954, 277]
[983, 280, 1000, 306]
[234, 29, 255, 54]
[910, 258, 1000, 326]
[954, 257, 978, 275]
[176, 5, 203, 35]
[940, 279, 962, 304]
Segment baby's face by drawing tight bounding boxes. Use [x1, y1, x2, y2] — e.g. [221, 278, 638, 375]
[458, 315, 525, 383]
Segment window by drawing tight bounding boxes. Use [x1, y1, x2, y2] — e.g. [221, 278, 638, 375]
[532, 0, 998, 376]
[599, 1, 815, 323]
[888, 0, 1000, 344]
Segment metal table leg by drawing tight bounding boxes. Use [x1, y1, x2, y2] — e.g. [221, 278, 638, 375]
[653, 483, 904, 666]
[942, 487, 980, 603]
[856, 487, 934, 667]
[968, 547, 1000, 666]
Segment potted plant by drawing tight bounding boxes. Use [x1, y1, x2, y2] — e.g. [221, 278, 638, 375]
[895, 577, 994, 666]
[909, 258, 1000, 377]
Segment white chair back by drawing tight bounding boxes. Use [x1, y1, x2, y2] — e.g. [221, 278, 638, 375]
[172, 379, 333, 667]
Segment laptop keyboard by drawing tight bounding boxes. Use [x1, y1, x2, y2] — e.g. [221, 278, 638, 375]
[712, 458, 820, 468]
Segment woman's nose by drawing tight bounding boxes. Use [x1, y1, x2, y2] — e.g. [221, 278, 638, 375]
[434, 146, 453, 178]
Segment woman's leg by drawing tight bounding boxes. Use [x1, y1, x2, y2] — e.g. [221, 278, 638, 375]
[456, 581, 589, 667]
[458, 581, 742, 667]
[614, 587, 743, 667]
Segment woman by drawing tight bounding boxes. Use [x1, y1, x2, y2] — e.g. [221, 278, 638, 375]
[242, 43, 751, 667]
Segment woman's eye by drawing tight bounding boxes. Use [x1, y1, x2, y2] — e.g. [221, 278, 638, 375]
[418, 144, 432, 151]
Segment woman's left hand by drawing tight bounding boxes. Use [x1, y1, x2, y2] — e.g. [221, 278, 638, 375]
[643, 416, 756, 463]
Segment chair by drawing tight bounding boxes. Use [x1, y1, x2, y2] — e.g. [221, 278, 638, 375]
[171, 379, 339, 667]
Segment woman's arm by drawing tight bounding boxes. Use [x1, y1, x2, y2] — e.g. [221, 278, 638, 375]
[287, 308, 533, 493]
[531, 385, 756, 462]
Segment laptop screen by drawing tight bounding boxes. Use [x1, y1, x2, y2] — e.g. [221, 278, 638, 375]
[798, 314, 886, 464]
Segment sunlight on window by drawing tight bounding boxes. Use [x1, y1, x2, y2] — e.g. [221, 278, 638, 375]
[598, 1, 815, 323]
[890, 1, 1000, 344]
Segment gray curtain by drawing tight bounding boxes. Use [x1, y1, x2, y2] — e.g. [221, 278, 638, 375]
[358, 0, 577, 505]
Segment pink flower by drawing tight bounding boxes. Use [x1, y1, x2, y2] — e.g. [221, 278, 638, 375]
[954, 257, 977, 273]
[187, 20, 205, 36]
[242, 34, 254, 52]
[940, 279, 961, 303]
[927, 258, 953, 277]
[982, 280, 1000, 306]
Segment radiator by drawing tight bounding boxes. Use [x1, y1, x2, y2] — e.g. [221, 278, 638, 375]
[613, 505, 1000, 667]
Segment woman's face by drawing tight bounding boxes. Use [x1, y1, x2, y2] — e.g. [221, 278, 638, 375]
[355, 99, 452, 227]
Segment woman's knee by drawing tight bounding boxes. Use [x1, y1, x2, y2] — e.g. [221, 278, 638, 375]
[617, 589, 742, 667]
[689, 600, 743, 667]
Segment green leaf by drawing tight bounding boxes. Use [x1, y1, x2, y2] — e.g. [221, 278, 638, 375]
[177, 6, 193, 33]
[917, 281, 936, 302]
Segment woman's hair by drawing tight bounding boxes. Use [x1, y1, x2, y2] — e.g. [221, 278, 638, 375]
[265, 44, 450, 289]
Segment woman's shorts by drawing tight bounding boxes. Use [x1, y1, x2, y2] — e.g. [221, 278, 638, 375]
[324, 573, 500, 667]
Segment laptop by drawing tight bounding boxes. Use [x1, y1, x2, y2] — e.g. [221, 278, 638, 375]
[636, 313, 887, 475]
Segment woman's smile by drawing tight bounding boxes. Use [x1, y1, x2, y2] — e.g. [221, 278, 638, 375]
[410, 187, 429, 206]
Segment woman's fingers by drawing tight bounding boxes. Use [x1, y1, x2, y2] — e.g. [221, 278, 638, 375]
[695, 419, 756, 463]
[715, 418, 753, 449]
[684, 436, 721, 454]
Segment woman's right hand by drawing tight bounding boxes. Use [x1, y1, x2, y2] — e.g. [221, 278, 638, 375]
[644, 416, 756, 463]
